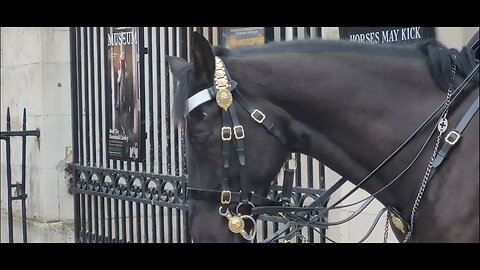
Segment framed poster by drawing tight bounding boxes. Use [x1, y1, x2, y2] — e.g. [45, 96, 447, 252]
[339, 27, 436, 44]
[221, 27, 265, 48]
[106, 27, 145, 162]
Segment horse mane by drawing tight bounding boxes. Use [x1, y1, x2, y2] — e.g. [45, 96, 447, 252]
[215, 38, 478, 92]
[419, 39, 478, 91]
[173, 38, 478, 123]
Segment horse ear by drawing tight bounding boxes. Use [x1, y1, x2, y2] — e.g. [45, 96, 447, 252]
[192, 32, 215, 84]
[166, 56, 190, 80]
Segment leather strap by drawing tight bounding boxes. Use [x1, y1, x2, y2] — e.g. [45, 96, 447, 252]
[186, 87, 214, 115]
[227, 105, 250, 202]
[252, 177, 347, 218]
[281, 169, 294, 204]
[256, 195, 373, 224]
[188, 188, 283, 207]
[271, 197, 375, 242]
[233, 90, 289, 146]
[258, 178, 349, 242]
[221, 109, 232, 191]
[432, 96, 479, 169]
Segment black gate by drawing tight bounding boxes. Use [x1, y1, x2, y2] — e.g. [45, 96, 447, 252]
[69, 27, 328, 243]
[1, 108, 40, 243]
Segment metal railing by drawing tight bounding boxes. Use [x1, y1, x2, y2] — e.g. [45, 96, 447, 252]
[0, 108, 40, 243]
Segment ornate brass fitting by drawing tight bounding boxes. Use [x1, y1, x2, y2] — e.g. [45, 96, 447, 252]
[214, 57, 233, 111]
[218, 207, 257, 241]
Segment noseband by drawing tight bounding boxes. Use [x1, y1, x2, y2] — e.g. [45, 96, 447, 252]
[186, 57, 291, 240]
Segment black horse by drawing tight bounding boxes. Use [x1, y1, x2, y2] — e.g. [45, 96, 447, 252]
[167, 32, 479, 243]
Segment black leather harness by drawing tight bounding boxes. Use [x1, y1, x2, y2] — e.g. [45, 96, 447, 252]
[187, 59, 290, 209]
[186, 57, 296, 240]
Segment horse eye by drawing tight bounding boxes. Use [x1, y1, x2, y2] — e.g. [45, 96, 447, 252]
[201, 112, 208, 120]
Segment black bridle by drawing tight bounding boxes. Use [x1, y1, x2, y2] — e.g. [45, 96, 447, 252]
[187, 57, 293, 240]
[185, 47, 479, 242]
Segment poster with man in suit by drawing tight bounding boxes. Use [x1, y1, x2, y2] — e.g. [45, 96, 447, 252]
[106, 27, 144, 162]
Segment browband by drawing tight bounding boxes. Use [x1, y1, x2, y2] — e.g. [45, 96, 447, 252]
[185, 81, 238, 116]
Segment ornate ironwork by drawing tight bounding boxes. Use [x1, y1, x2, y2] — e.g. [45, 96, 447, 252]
[69, 164, 188, 243]
[71, 164, 188, 209]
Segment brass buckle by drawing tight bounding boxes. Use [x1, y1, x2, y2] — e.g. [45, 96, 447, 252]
[233, 125, 245, 139]
[251, 109, 266, 124]
[445, 130, 461, 145]
[220, 190, 232, 204]
[221, 127, 232, 141]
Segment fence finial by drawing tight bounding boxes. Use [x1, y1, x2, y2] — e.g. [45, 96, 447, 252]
[23, 108, 27, 130]
[7, 107, 11, 131]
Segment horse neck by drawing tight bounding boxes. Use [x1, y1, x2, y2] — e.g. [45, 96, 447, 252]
[237, 51, 446, 209]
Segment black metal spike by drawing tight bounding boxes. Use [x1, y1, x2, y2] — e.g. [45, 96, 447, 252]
[7, 107, 11, 131]
[23, 108, 27, 130]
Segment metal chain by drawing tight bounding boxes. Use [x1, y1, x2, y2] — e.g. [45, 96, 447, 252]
[403, 55, 457, 243]
[443, 55, 458, 118]
[383, 214, 390, 243]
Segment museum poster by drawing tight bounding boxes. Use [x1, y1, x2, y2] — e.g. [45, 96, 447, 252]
[105, 27, 145, 162]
